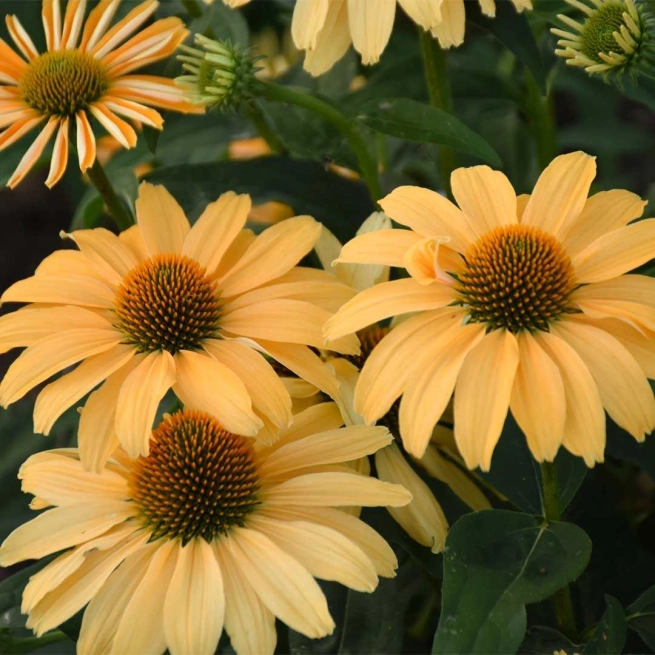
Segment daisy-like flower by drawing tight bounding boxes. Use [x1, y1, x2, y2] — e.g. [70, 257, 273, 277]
[324, 152, 655, 471]
[552, 0, 653, 77]
[0, 182, 357, 471]
[0, 0, 201, 189]
[0, 407, 411, 655]
[218, 0, 532, 75]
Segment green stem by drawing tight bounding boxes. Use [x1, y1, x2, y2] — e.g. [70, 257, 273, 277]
[541, 461, 578, 639]
[6, 630, 68, 654]
[247, 102, 286, 155]
[181, 0, 203, 19]
[255, 82, 383, 203]
[86, 159, 133, 231]
[524, 69, 558, 171]
[418, 29, 456, 198]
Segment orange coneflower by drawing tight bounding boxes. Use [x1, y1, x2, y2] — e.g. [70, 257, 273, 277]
[0, 407, 411, 655]
[0, 0, 201, 188]
[325, 152, 655, 470]
[0, 182, 357, 471]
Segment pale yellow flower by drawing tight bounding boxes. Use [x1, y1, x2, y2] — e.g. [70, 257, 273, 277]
[325, 152, 655, 471]
[0, 182, 357, 471]
[0, 407, 411, 655]
[0, 0, 201, 188]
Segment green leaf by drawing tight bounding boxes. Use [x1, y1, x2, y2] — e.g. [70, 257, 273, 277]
[432, 510, 592, 655]
[583, 595, 627, 654]
[627, 584, 655, 651]
[520, 626, 578, 654]
[466, 2, 546, 94]
[356, 98, 502, 167]
[145, 157, 376, 244]
[188, 0, 248, 46]
[481, 416, 587, 515]
[142, 123, 161, 155]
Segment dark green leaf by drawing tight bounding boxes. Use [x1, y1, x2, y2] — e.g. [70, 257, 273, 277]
[189, 1, 248, 46]
[145, 157, 375, 244]
[142, 123, 161, 155]
[356, 98, 502, 167]
[627, 584, 655, 651]
[466, 1, 546, 94]
[481, 416, 587, 515]
[520, 626, 578, 654]
[583, 595, 627, 654]
[606, 400, 655, 479]
[432, 510, 592, 654]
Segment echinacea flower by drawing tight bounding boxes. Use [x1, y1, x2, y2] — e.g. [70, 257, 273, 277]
[325, 151, 655, 470]
[552, 0, 652, 77]
[0, 407, 411, 655]
[0, 182, 357, 471]
[218, 0, 532, 75]
[0, 0, 201, 189]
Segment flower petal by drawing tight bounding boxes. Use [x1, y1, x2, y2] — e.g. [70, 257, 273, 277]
[430, 0, 465, 48]
[76, 110, 96, 171]
[7, 117, 59, 189]
[1, 273, 114, 307]
[303, 0, 351, 76]
[45, 117, 70, 188]
[348, 0, 395, 65]
[334, 228, 423, 270]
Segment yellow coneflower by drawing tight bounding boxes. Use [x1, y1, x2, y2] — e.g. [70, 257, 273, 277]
[325, 152, 655, 471]
[0, 407, 411, 655]
[552, 0, 650, 76]
[0, 182, 357, 471]
[218, 0, 532, 75]
[0, 0, 201, 189]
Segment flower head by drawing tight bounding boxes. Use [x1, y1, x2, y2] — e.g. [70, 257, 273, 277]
[552, 0, 654, 77]
[0, 407, 411, 654]
[0, 182, 357, 471]
[176, 34, 258, 110]
[324, 152, 655, 471]
[0, 0, 202, 188]
[219, 0, 532, 75]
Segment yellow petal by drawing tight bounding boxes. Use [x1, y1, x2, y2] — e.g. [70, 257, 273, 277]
[66, 227, 140, 279]
[182, 191, 251, 276]
[348, 0, 395, 65]
[451, 165, 517, 235]
[323, 278, 456, 341]
[403, 236, 454, 285]
[562, 189, 647, 258]
[1, 274, 114, 307]
[379, 185, 476, 252]
[535, 330, 605, 466]
[218, 216, 322, 297]
[454, 329, 520, 471]
[521, 151, 596, 237]
[375, 444, 448, 553]
[595, 317, 655, 378]
[398, 0, 443, 28]
[163, 539, 224, 655]
[552, 319, 655, 442]
[303, 0, 351, 76]
[173, 349, 262, 437]
[0, 328, 121, 407]
[134, 182, 190, 256]
[227, 528, 335, 639]
[572, 219, 655, 283]
[509, 331, 565, 462]
[430, 0, 465, 48]
[292, 0, 330, 48]
[335, 227, 423, 269]
[115, 350, 176, 457]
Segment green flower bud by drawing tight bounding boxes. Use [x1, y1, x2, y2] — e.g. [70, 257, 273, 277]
[551, 0, 654, 79]
[175, 35, 259, 110]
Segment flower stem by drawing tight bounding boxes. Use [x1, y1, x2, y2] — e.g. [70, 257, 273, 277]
[418, 29, 456, 198]
[541, 461, 578, 639]
[86, 159, 134, 231]
[255, 82, 383, 203]
[4, 629, 68, 654]
[524, 69, 558, 171]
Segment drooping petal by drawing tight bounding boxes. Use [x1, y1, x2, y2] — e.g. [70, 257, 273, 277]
[454, 329, 520, 471]
[292, 0, 330, 49]
[430, 0, 465, 48]
[348, 0, 395, 65]
[75, 110, 96, 171]
[303, 0, 351, 76]
[45, 117, 70, 188]
[398, 0, 443, 28]
[89, 103, 137, 149]
[7, 117, 59, 189]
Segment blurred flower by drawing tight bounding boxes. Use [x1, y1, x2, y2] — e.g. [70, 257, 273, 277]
[251, 27, 301, 80]
[0, 0, 201, 189]
[0, 182, 357, 470]
[325, 152, 655, 470]
[552, 0, 653, 78]
[0, 407, 410, 654]
[176, 34, 258, 110]
[218, 0, 532, 75]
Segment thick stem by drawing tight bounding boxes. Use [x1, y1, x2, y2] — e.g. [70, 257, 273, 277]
[255, 82, 383, 203]
[524, 69, 558, 171]
[86, 159, 134, 231]
[541, 461, 578, 639]
[247, 102, 286, 155]
[419, 30, 456, 198]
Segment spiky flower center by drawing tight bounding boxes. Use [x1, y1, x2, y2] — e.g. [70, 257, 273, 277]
[455, 225, 576, 333]
[114, 254, 221, 354]
[129, 410, 260, 545]
[19, 50, 108, 117]
[581, 2, 632, 59]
